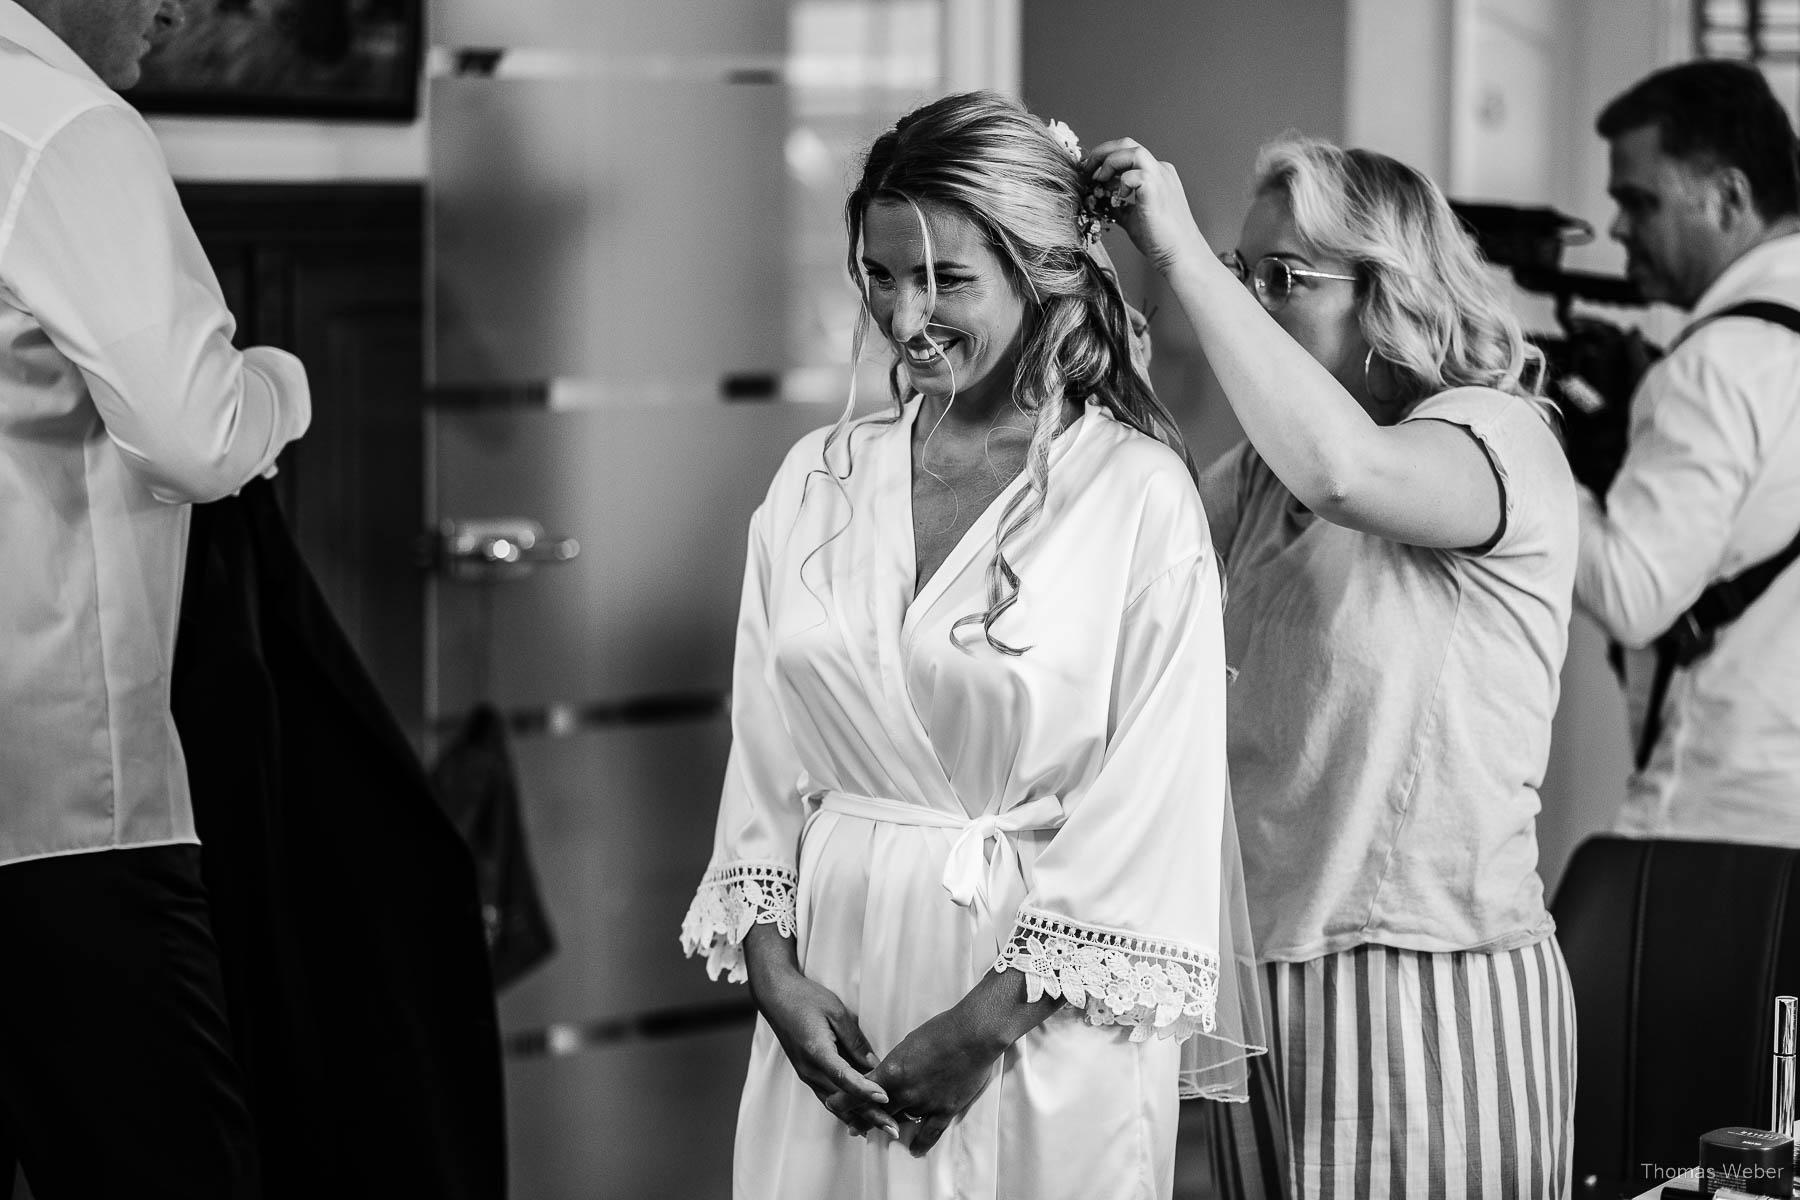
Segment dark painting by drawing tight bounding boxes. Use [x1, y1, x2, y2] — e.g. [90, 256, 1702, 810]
[132, 0, 422, 120]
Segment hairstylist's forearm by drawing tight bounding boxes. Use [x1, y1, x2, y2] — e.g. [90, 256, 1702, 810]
[1160, 244, 1380, 511]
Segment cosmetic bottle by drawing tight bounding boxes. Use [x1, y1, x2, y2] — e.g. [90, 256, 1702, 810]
[1699, 1127, 1792, 1196]
[1774, 995, 1798, 1194]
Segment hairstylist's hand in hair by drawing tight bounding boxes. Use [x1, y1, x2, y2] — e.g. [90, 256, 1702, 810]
[1086, 139, 1211, 279]
[743, 924, 900, 1138]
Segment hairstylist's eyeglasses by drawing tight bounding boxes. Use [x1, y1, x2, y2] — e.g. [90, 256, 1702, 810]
[1219, 250, 1357, 310]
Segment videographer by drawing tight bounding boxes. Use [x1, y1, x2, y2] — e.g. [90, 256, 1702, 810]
[1580, 60, 1800, 844]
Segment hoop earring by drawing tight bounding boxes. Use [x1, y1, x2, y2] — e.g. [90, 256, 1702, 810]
[1363, 346, 1398, 409]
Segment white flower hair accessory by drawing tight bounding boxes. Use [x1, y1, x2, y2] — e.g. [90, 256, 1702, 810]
[1045, 118, 1083, 163]
[1046, 117, 1125, 247]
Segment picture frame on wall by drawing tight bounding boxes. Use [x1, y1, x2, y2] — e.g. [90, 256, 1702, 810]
[131, 0, 423, 120]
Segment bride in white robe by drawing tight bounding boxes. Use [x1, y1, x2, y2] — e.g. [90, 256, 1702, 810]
[682, 91, 1261, 1200]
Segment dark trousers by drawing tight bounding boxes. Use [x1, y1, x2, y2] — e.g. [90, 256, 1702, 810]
[0, 844, 260, 1200]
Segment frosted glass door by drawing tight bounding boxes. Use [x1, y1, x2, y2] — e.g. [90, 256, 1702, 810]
[423, 3, 998, 1194]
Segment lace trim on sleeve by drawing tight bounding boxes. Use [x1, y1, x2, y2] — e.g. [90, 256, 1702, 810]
[993, 907, 1220, 1041]
[679, 861, 798, 984]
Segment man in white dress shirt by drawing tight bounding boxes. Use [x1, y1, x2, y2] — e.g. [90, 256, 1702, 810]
[1582, 60, 1800, 845]
[0, 0, 311, 1194]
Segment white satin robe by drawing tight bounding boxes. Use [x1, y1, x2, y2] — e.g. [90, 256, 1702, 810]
[682, 400, 1241, 1200]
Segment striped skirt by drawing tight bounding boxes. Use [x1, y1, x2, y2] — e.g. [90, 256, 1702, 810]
[1190, 938, 1576, 1200]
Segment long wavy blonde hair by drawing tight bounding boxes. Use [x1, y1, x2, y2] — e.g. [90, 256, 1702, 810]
[1254, 137, 1550, 419]
[810, 91, 1191, 654]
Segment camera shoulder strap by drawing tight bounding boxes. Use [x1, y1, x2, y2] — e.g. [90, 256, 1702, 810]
[1636, 299, 1800, 769]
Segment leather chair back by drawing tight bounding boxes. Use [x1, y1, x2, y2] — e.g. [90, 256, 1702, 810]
[1551, 836, 1800, 1198]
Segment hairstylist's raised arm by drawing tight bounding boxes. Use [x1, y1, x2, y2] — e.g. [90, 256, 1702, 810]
[1088, 139, 1502, 551]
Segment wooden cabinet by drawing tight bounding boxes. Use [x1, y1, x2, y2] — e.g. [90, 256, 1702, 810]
[179, 183, 426, 738]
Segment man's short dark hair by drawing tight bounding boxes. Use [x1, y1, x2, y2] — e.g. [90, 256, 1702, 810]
[1597, 59, 1800, 219]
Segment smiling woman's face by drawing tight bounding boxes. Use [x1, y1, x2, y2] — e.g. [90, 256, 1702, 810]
[859, 199, 1029, 410]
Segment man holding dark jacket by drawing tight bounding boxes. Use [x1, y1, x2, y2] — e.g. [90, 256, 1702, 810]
[0, 0, 311, 1193]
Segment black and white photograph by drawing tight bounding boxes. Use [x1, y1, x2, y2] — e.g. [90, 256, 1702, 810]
[133, 0, 420, 117]
[1, 1, 1799, 1198]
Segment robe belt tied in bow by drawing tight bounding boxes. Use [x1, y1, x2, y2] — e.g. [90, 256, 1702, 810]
[810, 789, 1065, 911]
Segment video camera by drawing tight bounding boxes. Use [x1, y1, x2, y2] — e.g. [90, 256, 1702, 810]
[1450, 201, 1660, 495]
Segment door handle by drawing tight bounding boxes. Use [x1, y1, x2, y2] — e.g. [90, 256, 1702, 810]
[429, 518, 580, 580]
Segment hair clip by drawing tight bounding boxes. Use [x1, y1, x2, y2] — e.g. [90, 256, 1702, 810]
[1045, 118, 1121, 247]
[1078, 183, 1131, 247]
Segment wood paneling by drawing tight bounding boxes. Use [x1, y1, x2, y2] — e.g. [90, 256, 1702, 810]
[180, 183, 426, 740]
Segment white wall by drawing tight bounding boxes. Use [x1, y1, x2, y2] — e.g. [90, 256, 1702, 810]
[1346, 0, 1453, 182]
[1564, 0, 1691, 276]
[148, 113, 425, 182]
[1022, 0, 1349, 468]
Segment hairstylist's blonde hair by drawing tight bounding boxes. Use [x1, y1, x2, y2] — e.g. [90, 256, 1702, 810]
[1254, 136, 1550, 417]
